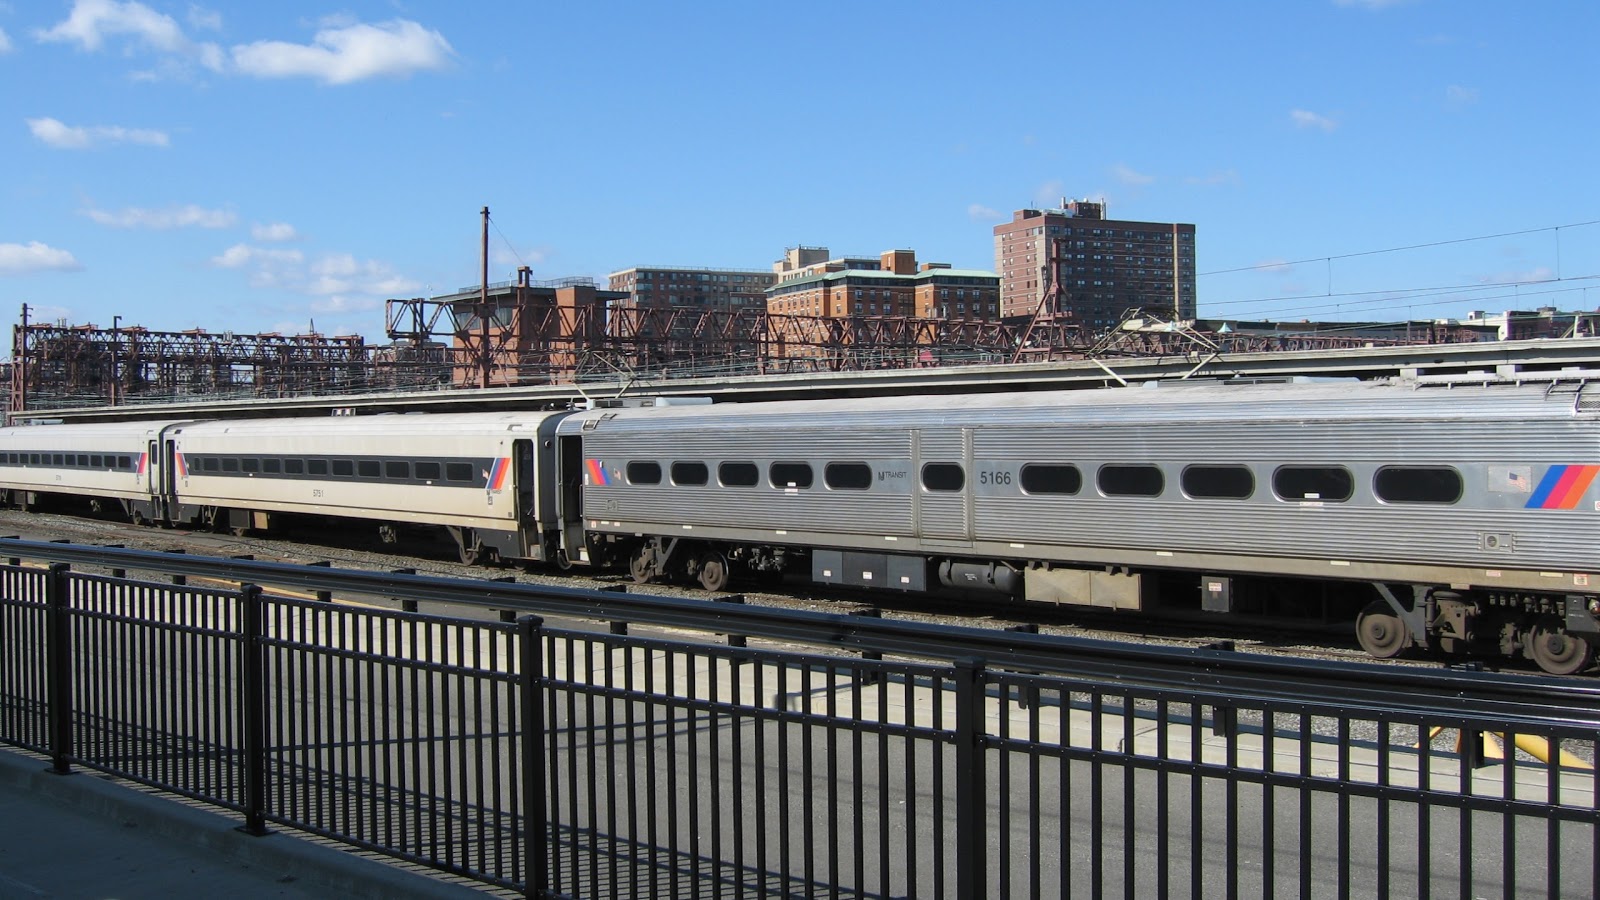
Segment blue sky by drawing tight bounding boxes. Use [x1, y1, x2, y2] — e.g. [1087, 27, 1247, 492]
[2, 0, 1596, 342]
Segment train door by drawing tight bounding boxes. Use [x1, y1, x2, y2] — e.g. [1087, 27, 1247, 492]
[557, 435, 585, 561]
[914, 427, 973, 547]
[160, 434, 179, 522]
[513, 438, 537, 554]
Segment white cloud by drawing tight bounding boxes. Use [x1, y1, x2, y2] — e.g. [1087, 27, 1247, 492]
[0, 241, 82, 275]
[1445, 84, 1479, 107]
[306, 254, 420, 295]
[967, 203, 1003, 222]
[187, 5, 221, 32]
[1032, 180, 1065, 208]
[35, 0, 186, 52]
[1290, 109, 1339, 132]
[0, 27, 13, 54]
[250, 222, 298, 242]
[85, 204, 235, 229]
[232, 19, 452, 84]
[27, 117, 170, 149]
[1111, 163, 1155, 187]
[310, 295, 383, 314]
[211, 243, 303, 268]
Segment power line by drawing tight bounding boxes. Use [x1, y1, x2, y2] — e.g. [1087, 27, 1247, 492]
[1199, 219, 1600, 277]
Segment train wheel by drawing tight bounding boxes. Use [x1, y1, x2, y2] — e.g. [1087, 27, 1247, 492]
[454, 529, 482, 566]
[629, 545, 656, 584]
[1356, 600, 1410, 659]
[1524, 616, 1594, 676]
[697, 552, 730, 593]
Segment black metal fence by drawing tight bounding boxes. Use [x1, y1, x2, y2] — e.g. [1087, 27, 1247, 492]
[2, 539, 1600, 898]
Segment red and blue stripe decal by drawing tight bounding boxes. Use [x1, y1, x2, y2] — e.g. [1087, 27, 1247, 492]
[136, 452, 148, 476]
[174, 453, 186, 478]
[1526, 465, 1600, 510]
[585, 459, 610, 486]
[487, 458, 510, 491]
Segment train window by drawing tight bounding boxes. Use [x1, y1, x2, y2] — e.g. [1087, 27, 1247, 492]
[222, 458, 240, 473]
[1374, 466, 1462, 504]
[1181, 465, 1254, 500]
[242, 458, 260, 473]
[332, 460, 354, 477]
[307, 459, 329, 476]
[118, 456, 131, 469]
[1021, 464, 1082, 495]
[91, 455, 103, 467]
[386, 460, 410, 480]
[445, 462, 474, 482]
[769, 462, 814, 489]
[200, 457, 218, 472]
[1099, 464, 1164, 497]
[718, 461, 759, 487]
[29, 454, 40, 465]
[921, 463, 966, 492]
[283, 459, 303, 475]
[263, 459, 281, 474]
[1273, 466, 1353, 502]
[825, 462, 872, 491]
[415, 461, 441, 480]
[671, 461, 708, 486]
[357, 460, 380, 478]
[77, 455, 89, 467]
[627, 461, 662, 485]
[52, 454, 64, 466]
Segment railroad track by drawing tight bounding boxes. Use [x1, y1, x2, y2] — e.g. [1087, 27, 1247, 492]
[0, 508, 1540, 678]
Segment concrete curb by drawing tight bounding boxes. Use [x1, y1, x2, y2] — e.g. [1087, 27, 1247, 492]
[0, 747, 495, 899]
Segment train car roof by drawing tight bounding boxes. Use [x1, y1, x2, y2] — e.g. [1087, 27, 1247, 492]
[561, 376, 1595, 433]
[168, 410, 564, 437]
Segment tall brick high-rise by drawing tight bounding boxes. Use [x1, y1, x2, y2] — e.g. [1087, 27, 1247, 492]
[994, 201, 1196, 328]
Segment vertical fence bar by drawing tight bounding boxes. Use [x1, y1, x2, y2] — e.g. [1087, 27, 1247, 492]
[239, 584, 269, 836]
[518, 615, 548, 900]
[45, 563, 72, 776]
[954, 657, 986, 899]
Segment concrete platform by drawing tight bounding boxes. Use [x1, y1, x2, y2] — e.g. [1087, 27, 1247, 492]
[0, 748, 497, 899]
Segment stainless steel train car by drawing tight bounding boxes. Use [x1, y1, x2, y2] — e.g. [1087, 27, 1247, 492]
[2, 374, 1597, 673]
[566, 377, 1600, 674]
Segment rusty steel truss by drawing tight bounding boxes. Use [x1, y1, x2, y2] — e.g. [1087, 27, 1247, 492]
[7, 299, 1494, 415]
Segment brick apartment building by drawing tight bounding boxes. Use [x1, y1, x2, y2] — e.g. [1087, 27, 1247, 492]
[607, 266, 777, 314]
[994, 201, 1196, 328]
[767, 249, 1000, 320]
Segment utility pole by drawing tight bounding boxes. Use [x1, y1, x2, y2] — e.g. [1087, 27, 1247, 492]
[12, 303, 28, 418]
[479, 206, 492, 389]
[110, 315, 121, 406]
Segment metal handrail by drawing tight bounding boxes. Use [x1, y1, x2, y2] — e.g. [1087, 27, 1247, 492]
[4, 537, 1598, 728]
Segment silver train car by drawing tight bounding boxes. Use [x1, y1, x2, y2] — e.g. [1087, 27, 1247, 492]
[564, 377, 1600, 675]
[1, 375, 1596, 673]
